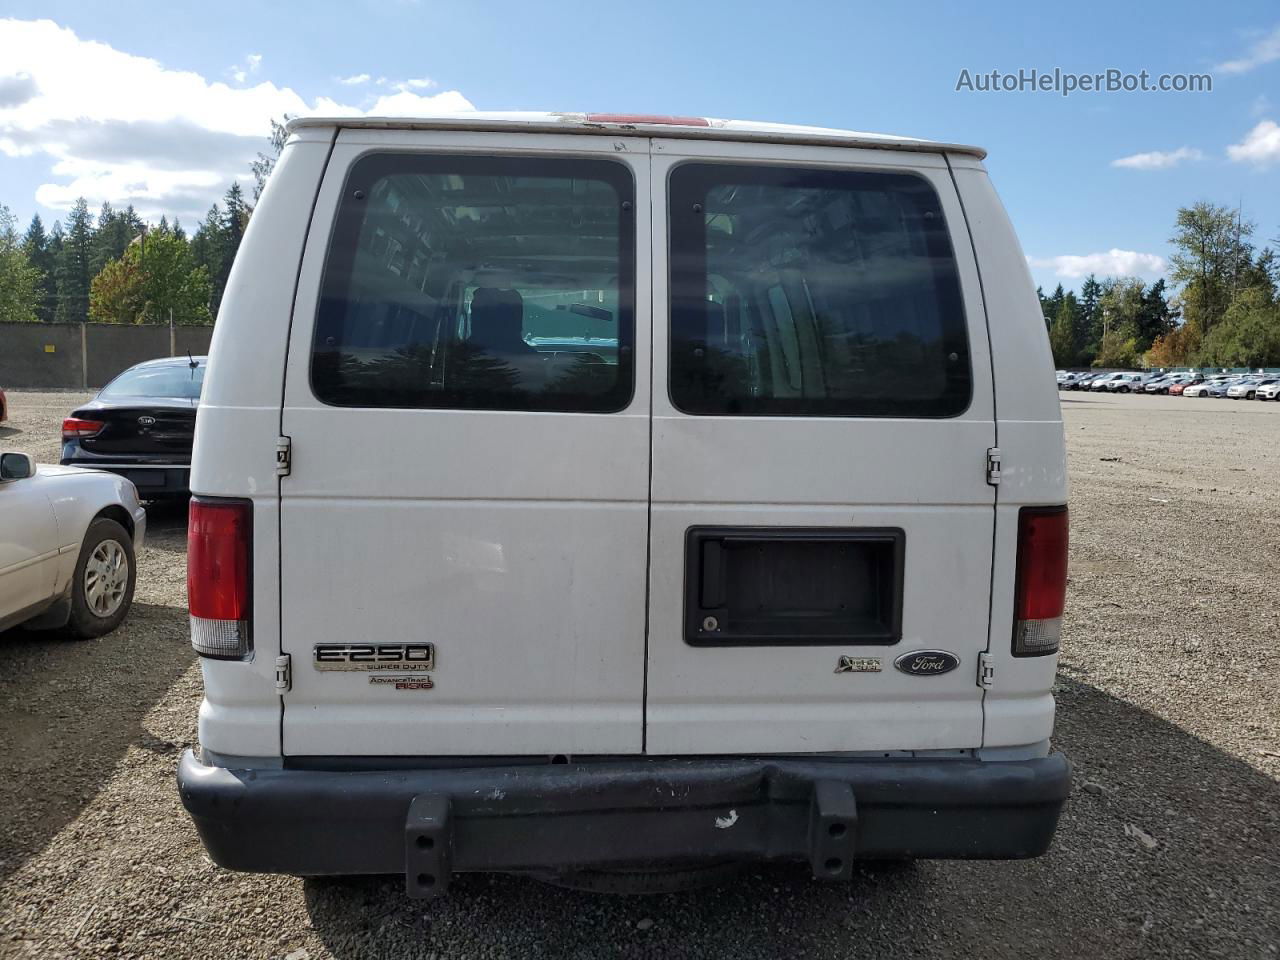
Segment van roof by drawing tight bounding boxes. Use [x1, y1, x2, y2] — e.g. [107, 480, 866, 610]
[286, 111, 987, 159]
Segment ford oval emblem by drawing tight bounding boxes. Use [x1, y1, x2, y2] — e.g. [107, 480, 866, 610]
[894, 650, 960, 676]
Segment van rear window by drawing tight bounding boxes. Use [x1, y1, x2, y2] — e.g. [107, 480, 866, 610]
[311, 154, 635, 412]
[668, 164, 971, 417]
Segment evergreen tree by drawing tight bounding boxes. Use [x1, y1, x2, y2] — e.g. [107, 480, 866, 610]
[211, 183, 250, 314]
[54, 198, 94, 323]
[0, 204, 43, 322]
[250, 117, 290, 200]
[90, 201, 138, 277]
[1136, 278, 1175, 347]
[1048, 297, 1079, 366]
[1078, 275, 1103, 359]
[22, 213, 57, 322]
[190, 203, 224, 314]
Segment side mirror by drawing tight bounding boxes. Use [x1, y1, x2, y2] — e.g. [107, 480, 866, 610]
[0, 452, 36, 482]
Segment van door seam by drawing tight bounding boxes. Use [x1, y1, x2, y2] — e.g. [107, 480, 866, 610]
[640, 137, 655, 755]
[275, 127, 339, 757]
[944, 153, 998, 750]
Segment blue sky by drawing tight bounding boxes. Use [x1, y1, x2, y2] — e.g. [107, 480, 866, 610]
[1, 0, 1278, 293]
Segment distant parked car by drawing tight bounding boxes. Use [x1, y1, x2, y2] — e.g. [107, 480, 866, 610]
[1257, 381, 1280, 401]
[1105, 373, 1145, 393]
[1143, 375, 1176, 394]
[0, 451, 145, 636]
[1206, 378, 1242, 398]
[61, 356, 205, 499]
[1089, 372, 1127, 391]
[1182, 381, 1213, 398]
[1057, 372, 1086, 390]
[1228, 377, 1277, 400]
[1168, 379, 1196, 396]
[1065, 373, 1096, 391]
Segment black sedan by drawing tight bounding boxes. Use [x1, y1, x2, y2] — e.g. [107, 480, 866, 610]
[61, 356, 205, 498]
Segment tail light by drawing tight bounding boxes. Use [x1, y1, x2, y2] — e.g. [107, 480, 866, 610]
[188, 497, 252, 659]
[1012, 506, 1069, 656]
[62, 417, 105, 439]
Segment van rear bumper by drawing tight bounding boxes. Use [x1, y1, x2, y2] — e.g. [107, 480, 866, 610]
[178, 749, 1070, 895]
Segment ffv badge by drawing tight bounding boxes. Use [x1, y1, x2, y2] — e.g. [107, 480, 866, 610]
[834, 656, 882, 674]
[894, 650, 960, 676]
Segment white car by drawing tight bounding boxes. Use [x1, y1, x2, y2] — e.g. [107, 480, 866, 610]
[1225, 379, 1258, 399]
[1257, 381, 1280, 401]
[1105, 373, 1145, 393]
[1228, 377, 1277, 399]
[178, 111, 1071, 894]
[1182, 381, 1213, 398]
[1089, 372, 1125, 391]
[0, 452, 145, 637]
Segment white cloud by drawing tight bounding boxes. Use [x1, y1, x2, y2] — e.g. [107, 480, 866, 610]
[1111, 146, 1203, 170]
[1226, 119, 1280, 168]
[0, 19, 474, 220]
[1027, 250, 1167, 280]
[336, 73, 371, 85]
[1214, 25, 1280, 75]
[228, 52, 263, 84]
[397, 77, 434, 90]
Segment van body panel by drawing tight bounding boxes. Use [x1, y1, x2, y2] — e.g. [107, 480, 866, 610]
[949, 168, 1066, 748]
[192, 136, 335, 756]
[644, 139, 997, 754]
[277, 130, 653, 756]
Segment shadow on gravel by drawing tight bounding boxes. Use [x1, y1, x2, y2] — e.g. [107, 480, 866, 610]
[0, 600, 194, 883]
[140, 498, 191, 553]
[300, 677, 1280, 959]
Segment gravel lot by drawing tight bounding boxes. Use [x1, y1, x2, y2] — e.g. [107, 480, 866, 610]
[1, 388, 1277, 960]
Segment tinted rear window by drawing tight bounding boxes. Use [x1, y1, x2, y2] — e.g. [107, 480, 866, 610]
[311, 153, 634, 412]
[100, 364, 204, 399]
[668, 164, 971, 417]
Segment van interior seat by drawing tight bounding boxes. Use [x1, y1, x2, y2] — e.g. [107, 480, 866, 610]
[469, 288, 536, 355]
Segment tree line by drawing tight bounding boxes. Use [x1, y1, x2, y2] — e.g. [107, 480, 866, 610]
[1042, 203, 1280, 369]
[0, 119, 285, 326]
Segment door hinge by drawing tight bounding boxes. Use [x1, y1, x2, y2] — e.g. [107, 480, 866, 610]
[274, 654, 292, 693]
[275, 436, 291, 477]
[985, 447, 1002, 486]
[977, 652, 995, 689]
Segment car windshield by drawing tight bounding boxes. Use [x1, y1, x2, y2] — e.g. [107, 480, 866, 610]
[100, 363, 205, 399]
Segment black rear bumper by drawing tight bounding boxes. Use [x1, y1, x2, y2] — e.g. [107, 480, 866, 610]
[178, 749, 1070, 896]
[60, 456, 190, 496]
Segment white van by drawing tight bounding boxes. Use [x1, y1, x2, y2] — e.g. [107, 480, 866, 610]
[178, 112, 1070, 895]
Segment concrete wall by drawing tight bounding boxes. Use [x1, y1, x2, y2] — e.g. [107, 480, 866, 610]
[0, 322, 214, 389]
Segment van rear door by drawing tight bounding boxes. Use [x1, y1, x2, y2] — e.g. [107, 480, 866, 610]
[644, 139, 997, 754]
[278, 130, 652, 756]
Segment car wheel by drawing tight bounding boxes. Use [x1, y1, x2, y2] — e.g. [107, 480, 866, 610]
[66, 517, 136, 639]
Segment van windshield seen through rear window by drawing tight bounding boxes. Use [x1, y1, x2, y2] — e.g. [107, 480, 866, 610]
[668, 164, 971, 417]
[311, 154, 634, 412]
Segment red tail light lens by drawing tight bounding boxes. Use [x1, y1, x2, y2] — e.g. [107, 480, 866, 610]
[1012, 506, 1068, 656]
[188, 497, 252, 659]
[63, 417, 105, 439]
